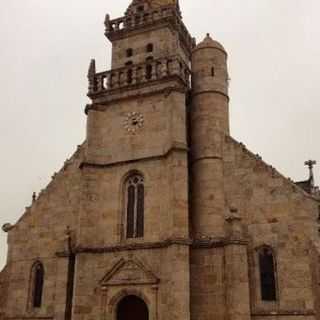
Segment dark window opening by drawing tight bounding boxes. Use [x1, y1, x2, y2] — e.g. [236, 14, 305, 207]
[146, 43, 154, 53]
[259, 247, 277, 301]
[146, 64, 152, 80]
[126, 185, 135, 238]
[211, 67, 215, 77]
[143, 13, 150, 22]
[126, 175, 144, 239]
[137, 5, 144, 12]
[135, 15, 141, 25]
[33, 263, 44, 308]
[126, 49, 133, 58]
[136, 184, 144, 237]
[65, 253, 75, 320]
[127, 69, 133, 84]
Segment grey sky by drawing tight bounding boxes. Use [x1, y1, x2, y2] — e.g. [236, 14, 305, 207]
[0, 0, 319, 269]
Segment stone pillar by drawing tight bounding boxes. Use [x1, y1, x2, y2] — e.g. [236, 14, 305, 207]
[224, 210, 251, 320]
[54, 255, 70, 320]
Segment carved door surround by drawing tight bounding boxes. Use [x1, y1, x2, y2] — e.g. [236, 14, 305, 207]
[99, 258, 159, 320]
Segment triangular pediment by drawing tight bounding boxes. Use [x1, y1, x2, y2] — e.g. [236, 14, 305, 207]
[100, 259, 159, 286]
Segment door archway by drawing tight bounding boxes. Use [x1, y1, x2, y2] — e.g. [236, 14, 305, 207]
[117, 295, 149, 320]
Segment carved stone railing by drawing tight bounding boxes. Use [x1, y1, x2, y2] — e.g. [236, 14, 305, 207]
[88, 56, 190, 97]
[104, 6, 194, 53]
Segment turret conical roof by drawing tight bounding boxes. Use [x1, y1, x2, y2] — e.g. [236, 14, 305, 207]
[194, 33, 226, 54]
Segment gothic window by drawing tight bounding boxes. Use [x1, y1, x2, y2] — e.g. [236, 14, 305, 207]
[259, 247, 277, 301]
[31, 262, 44, 308]
[125, 174, 145, 239]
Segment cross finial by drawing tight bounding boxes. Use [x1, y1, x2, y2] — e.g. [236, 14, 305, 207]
[305, 160, 317, 187]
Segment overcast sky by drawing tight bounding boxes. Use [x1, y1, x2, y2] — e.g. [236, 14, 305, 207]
[0, 0, 319, 269]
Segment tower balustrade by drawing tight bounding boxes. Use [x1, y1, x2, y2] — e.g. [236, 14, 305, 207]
[88, 56, 190, 97]
[104, 5, 194, 52]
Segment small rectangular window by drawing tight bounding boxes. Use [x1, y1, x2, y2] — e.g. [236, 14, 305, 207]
[146, 43, 153, 53]
[126, 48, 133, 58]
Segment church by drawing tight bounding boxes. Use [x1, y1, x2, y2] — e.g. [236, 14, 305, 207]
[1, 0, 320, 319]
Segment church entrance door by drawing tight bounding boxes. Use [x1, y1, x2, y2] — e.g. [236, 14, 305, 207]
[117, 295, 149, 320]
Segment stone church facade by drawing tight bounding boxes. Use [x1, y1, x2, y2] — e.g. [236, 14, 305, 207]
[1, 0, 320, 319]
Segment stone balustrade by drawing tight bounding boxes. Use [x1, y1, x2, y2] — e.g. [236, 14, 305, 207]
[88, 56, 190, 96]
[105, 6, 194, 52]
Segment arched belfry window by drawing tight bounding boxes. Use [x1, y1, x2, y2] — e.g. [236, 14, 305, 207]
[31, 262, 44, 308]
[258, 247, 277, 301]
[125, 174, 144, 239]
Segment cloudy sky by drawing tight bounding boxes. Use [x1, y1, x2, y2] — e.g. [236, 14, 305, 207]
[0, 0, 319, 269]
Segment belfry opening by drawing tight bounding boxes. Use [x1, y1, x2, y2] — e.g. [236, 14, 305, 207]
[117, 295, 149, 320]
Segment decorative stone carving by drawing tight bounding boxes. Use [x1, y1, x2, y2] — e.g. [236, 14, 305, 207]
[2, 224, 13, 233]
[100, 258, 159, 287]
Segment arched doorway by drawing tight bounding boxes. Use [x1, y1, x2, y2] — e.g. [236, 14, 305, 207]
[117, 295, 149, 320]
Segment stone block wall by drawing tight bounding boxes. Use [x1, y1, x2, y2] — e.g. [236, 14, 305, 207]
[3, 145, 84, 318]
[190, 248, 226, 320]
[0, 266, 8, 319]
[72, 245, 190, 320]
[79, 150, 189, 247]
[111, 27, 189, 69]
[223, 136, 320, 317]
[86, 91, 187, 165]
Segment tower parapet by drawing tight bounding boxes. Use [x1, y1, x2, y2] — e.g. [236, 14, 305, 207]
[87, 55, 190, 100]
[104, 1, 194, 58]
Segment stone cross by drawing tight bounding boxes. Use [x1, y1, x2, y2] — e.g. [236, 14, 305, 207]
[305, 160, 317, 187]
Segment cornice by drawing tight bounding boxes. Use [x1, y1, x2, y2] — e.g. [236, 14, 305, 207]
[55, 237, 249, 256]
[79, 144, 189, 170]
[87, 77, 188, 107]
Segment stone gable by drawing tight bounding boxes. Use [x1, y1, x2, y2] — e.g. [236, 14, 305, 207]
[100, 258, 159, 287]
[1, 1, 320, 320]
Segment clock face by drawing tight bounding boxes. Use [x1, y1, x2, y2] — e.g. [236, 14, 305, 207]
[124, 112, 144, 134]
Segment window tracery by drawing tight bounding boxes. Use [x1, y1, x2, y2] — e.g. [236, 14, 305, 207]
[125, 174, 144, 238]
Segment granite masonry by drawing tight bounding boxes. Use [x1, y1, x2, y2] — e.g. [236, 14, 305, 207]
[1, 0, 320, 320]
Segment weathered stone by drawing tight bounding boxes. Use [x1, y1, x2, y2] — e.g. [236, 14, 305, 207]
[1, 1, 320, 320]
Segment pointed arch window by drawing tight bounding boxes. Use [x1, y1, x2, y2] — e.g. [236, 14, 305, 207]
[31, 262, 44, 308]
[258, 247, 277, 301]
[125, 174, 144, 239]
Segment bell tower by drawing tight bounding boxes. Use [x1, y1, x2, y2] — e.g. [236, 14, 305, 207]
[79, 3, 193, 319]
[85, 0, 193, 166]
